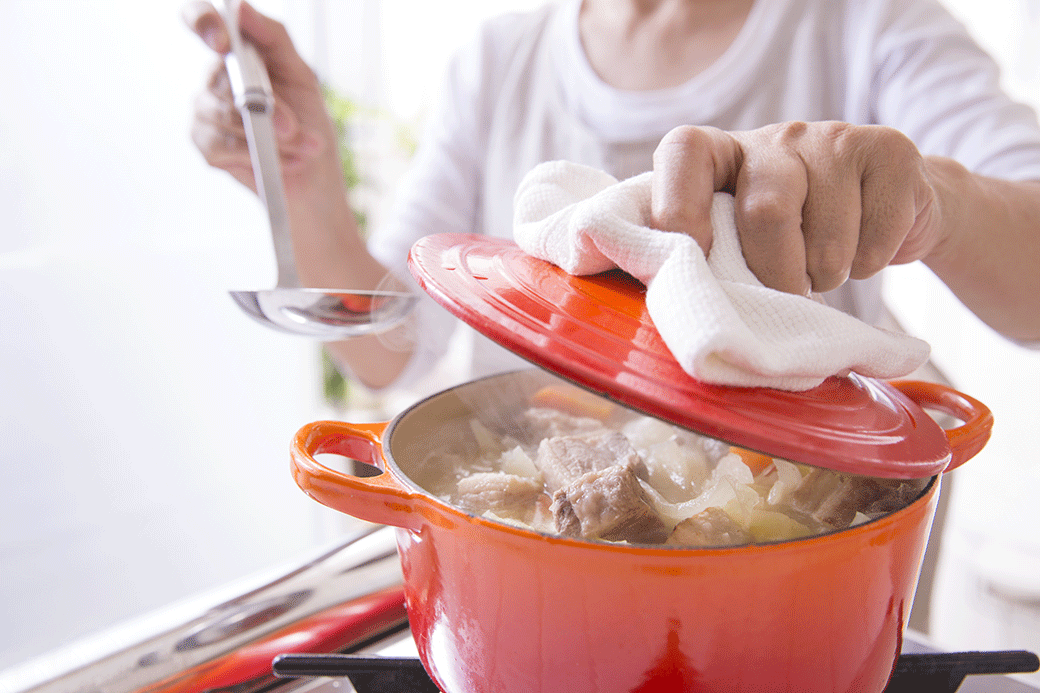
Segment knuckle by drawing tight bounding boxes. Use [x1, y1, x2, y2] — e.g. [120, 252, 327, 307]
[769, 120, 811, 145]
[195, 130, 224, 163]
[872, 124, 914, 149]
[850, 246, 893, 279]
[655, 125, 713, 162]
[807, 245, 851, 292]
[192, 120, 238, 165]
[795, 121, 859, 161]
[651, 189, 705, 235]
[866, 126, 922, 170]
[653, 206, 698, 235]
[206, 59, 231, 93]
[195, 135, 223, 166]
[739, 189, 800, 229]
[746, 255, 810, 296]
[820, 121, 856, 152]
[195, 91, 235, 130]
[273, 28, 290, 48]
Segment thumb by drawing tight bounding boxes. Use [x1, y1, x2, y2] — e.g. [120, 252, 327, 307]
[235, 0, 310, 80]
[650, 126, 742, 254]
[182, 2, 230, 54]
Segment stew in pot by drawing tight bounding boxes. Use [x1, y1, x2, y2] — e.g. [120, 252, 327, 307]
[410, 382, 929, 547]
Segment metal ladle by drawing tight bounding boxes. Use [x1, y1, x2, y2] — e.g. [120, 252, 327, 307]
[221, 2, 417, 339]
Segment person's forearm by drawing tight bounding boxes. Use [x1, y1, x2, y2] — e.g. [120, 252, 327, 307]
[323, 325, 416, 390]
[923, 156, 1040, 343]
[285, 154, 394, 290]
[286, 154, 416, 389]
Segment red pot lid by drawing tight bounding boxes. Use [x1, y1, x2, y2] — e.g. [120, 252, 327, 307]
[408, 233, 952, 478]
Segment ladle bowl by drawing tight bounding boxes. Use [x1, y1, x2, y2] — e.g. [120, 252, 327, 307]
[221, 0, 417, 339]
[230, 288, 418, 338]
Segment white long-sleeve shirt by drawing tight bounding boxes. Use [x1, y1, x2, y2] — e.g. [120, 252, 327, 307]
[367, 0, 1040, 392]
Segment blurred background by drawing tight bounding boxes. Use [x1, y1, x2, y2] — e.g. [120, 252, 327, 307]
[0, 0, 1037, 683]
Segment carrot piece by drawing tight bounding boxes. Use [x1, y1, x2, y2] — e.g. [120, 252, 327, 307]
[729, 446, 775, 476]
[531, 384, 615, 420]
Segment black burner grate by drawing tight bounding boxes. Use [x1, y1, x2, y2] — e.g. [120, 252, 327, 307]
[272, 649, 1040, 693]
[887, 651, 1040, 692]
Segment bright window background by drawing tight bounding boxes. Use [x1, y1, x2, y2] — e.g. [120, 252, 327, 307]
[0, 0, 335, 673]
[0, 0, 1037, 678]
[882, 0, 1040, 671]
[0, 0, 542, 674]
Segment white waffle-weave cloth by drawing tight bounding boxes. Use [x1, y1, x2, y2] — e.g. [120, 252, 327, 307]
[513, 160, 930, 391]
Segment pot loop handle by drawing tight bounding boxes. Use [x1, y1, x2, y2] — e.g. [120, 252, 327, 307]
[291, 420, 424, 531]
[890, 380, 993, 473]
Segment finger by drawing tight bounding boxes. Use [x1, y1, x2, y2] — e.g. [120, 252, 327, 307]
[192, 69, 250, 166]
[196, 60, 314, 165]
[854, 129, 931, 277]
[800, 128, 863, 292]
[236, 1, 313, 82]
[195, 78, 317, 179]
[853, 173, 915, 279]
[731, 139, 812, 295]
[191, 119, 256, 189]
[203, 56, 235, 110]
[195, 59, 247, 145]
[651, 126, 741, 253]
[195, 79, 245, 140]
[888, 188, 938, 266]
[191, 109, 250, 168]
[181, 1, 229, 53]
[202, 81, 307, 156]
[201, 58, 296, 146]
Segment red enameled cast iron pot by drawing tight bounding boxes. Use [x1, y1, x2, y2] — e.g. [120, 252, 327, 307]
[290, 368, 992, 693]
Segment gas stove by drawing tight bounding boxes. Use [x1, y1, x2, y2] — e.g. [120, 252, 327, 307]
[3, 525, 1036, 693]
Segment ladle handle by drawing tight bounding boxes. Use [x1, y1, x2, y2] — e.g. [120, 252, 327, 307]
[221, 0, 300, 288]
[291, 420, 425, 531]
[890, 380, 993, 473]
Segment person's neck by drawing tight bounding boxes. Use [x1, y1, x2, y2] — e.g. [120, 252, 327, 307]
[578, 0, 754, 90]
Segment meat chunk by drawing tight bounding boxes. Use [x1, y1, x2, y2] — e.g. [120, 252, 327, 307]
[666, 507, 751, 547]
[862, 478, 927, 516]
[551, 463, 669, 544]
[788, 469, 884, 529]
[535, 429, 644, 494]
[455, 472, 544, 516]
